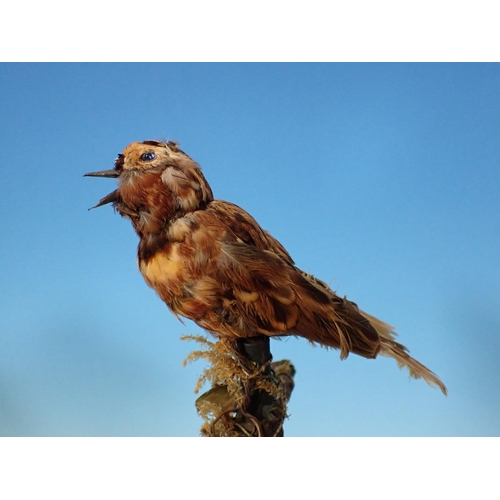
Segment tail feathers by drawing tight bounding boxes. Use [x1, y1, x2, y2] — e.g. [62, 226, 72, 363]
[288, 270, 447, 395]
[359, 310, 448, 395]
[291, 273, 381, 359]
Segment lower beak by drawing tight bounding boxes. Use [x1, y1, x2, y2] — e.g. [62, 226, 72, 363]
[88, 190, 119, 210]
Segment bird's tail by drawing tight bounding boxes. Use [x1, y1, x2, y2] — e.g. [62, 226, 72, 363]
[359, 310, 448, 395]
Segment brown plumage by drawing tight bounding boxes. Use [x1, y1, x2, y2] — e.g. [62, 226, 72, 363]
[85, 140, 447, 395]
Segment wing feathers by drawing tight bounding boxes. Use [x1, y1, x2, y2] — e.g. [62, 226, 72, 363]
[216, 241, 381, 358]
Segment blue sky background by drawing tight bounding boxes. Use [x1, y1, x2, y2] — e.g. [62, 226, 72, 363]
[0, 63, 499, 437]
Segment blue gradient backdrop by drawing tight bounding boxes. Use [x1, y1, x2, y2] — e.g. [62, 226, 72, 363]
[1, 63, 499, 436]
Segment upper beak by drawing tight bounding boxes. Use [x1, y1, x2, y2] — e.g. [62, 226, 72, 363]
[84, 169, 120, 210]
[84, 169, 120, 178]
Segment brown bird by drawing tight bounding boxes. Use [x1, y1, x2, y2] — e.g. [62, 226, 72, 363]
[85, 140, 447, 395]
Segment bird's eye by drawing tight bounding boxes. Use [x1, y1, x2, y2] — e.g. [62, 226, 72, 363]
[140, 151, 156, 162]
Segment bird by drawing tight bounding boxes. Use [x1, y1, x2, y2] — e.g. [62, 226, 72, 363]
[85, 140, 447, 395]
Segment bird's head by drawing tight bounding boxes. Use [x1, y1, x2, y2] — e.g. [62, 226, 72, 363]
[85, 140, 214, 225]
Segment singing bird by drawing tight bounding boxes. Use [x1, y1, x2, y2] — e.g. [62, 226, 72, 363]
[85, 140, 447, 395]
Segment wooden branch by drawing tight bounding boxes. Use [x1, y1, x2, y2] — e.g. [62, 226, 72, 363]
[184, 335, 296, 437]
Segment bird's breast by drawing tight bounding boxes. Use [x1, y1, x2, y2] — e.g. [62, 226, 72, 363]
[139, 243, 187, 299]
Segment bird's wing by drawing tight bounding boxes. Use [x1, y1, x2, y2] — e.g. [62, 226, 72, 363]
[191, 201, 381, 359]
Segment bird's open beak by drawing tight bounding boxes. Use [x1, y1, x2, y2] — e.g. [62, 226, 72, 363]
[84, 169, 120, 210]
